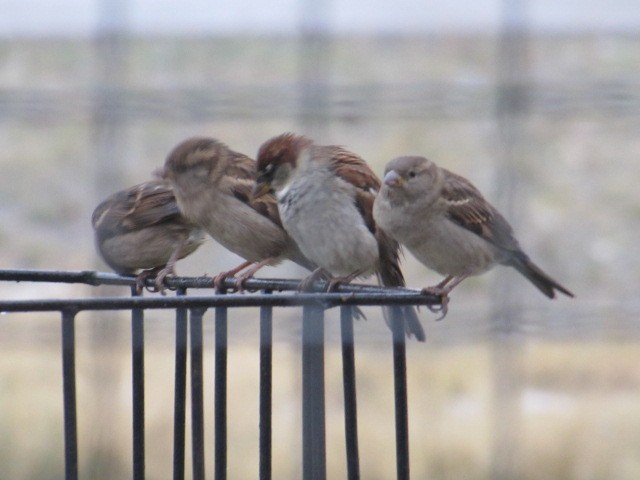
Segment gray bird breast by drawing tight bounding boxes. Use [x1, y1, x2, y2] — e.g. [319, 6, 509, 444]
[277, 171, 379, 277]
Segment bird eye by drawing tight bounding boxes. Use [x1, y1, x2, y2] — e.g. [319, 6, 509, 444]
[408, 170, 416, 178]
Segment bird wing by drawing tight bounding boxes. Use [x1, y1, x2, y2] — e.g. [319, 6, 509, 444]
[325, 146, 381, 235]
[326, 146, 426, 340]
[441, 169, 521, 252]
[92, 181, 183, 237]
[223, 151, 286, 229]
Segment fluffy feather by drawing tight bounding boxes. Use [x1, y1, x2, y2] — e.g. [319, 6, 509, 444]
[374, 155, 574, 303]
[255, 133, 426, 341]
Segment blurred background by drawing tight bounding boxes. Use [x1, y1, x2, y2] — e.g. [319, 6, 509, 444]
[1, 0, 640, 478]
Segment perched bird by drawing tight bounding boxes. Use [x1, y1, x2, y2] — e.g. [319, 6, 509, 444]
[253, 133, 426, 342]
[92, 180, 206, 293]
[373, 155, 574, 316]
[159, 136, 315, 289]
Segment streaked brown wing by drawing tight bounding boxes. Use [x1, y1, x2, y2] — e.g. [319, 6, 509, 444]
[325, 146, 381, 234]
[224, 151, 286, 229]
[441, 169, 520, 251]
[222, 150, 257, 183]
[93, 181, 182, 237]
[125, 183, 182, 229]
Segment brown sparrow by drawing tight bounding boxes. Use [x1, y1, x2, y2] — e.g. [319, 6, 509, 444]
[92, 180, 206, 293]
[253, 133, 426, 342]
[159, 136, 315, 289]
[373, 155, 574, 315]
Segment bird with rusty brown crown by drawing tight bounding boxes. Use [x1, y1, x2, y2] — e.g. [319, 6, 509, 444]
[253, 133, 426, 342]
[92, 180, 206, 293]
[373, 155, 574, 317]
[159, 136, 316, 289]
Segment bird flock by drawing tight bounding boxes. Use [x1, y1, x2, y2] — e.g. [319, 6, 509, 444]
[92, 133, 573, 340]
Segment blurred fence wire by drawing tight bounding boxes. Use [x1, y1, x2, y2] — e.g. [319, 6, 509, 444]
[1, 80, 638, 122]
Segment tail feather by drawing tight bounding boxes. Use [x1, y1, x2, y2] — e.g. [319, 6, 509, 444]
[375, 273, 426, 343]
[403, 307, 427, 342]
[376, 228, 426, 341]
[382, 304, 427, 342]
[510, 252, 574, 299]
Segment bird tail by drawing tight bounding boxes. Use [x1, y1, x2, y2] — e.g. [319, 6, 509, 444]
[509, 252, 574, 299]
[376, 234, 426, 342]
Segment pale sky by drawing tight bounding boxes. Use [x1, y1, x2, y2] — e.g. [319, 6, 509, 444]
[1, 0, 639, 37]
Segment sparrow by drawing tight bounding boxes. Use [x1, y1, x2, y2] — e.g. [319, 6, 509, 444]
[159, 136, 315, 289]
[373, 155, 574, 316]
[92, 180, 206, 293]
[253, 133, 426, 342]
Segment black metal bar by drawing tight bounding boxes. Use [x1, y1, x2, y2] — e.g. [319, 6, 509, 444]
[302, 304, 326, 480]
[61, 308, 78, 480]
[391, 309, 410, 480]
[190, 307, 206, 480]
[0, 292, 440, 314]
[131, 286, 145, 480]
[173, 288, 188, 480]
[1, 268, 435, 480]
[214, 300, 228, 480]
[340, 306, 360, 480]
[0, 269, 111, 285]
[0, 269, 434, 297]
[259, 292, 273, 480]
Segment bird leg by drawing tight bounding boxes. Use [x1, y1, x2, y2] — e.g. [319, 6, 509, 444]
[326, 270, 363, 292]
[153, 240, 188, 295]
[298, 267, 329, 292]
[233, 257, 275, 291]
[422, 275, 453, 295]
[421, 274, 469, 320]
[298, 269, 367, 319]
[212, 260, 253, 291]
[135, 267, 163, 294]
[154, 264, 177, 295]
[442, 274, 469, 292]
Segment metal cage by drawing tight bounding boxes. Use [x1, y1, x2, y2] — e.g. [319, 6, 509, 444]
[0, 269, 439, 480]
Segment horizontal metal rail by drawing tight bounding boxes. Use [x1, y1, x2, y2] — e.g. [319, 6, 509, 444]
[0, 268, 435, 295]
[2, 81, 639, 123]
[0, 291, 438, 312]
[1, 269, 437, 480]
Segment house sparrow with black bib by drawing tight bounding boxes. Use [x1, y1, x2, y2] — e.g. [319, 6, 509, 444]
[159, 136, 315, 289]
[373, 155, 574, 317]
[92, 180, 206, 293]
[253, 133, 426, 342]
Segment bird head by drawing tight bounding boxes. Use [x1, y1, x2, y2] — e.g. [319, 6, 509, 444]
[161, 137, 221, 189]
[253, 132, 312, 200]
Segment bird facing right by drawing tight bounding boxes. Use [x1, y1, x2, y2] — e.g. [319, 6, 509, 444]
[373, 155, 574, 311]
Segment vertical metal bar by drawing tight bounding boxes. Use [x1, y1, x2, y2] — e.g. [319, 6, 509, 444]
[302, 304, 326, 480]
[173, 288, 188, 480]
[340, 306, 360, 480]
[391, 309, 410, 480]
[61, 308, 78, 480]
[259, 292, 273, 480]
[92, 0, 128, 201]
[298, 0, 330, 139]
[190, 307, 206, 480]
[214, 303, 228, 480]
[490, 1, 530, 478]
[131, 286, 145, 480]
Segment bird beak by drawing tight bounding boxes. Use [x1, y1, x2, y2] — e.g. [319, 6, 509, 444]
[383, 170, 404, 187]
[252, 180, 272, 200]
